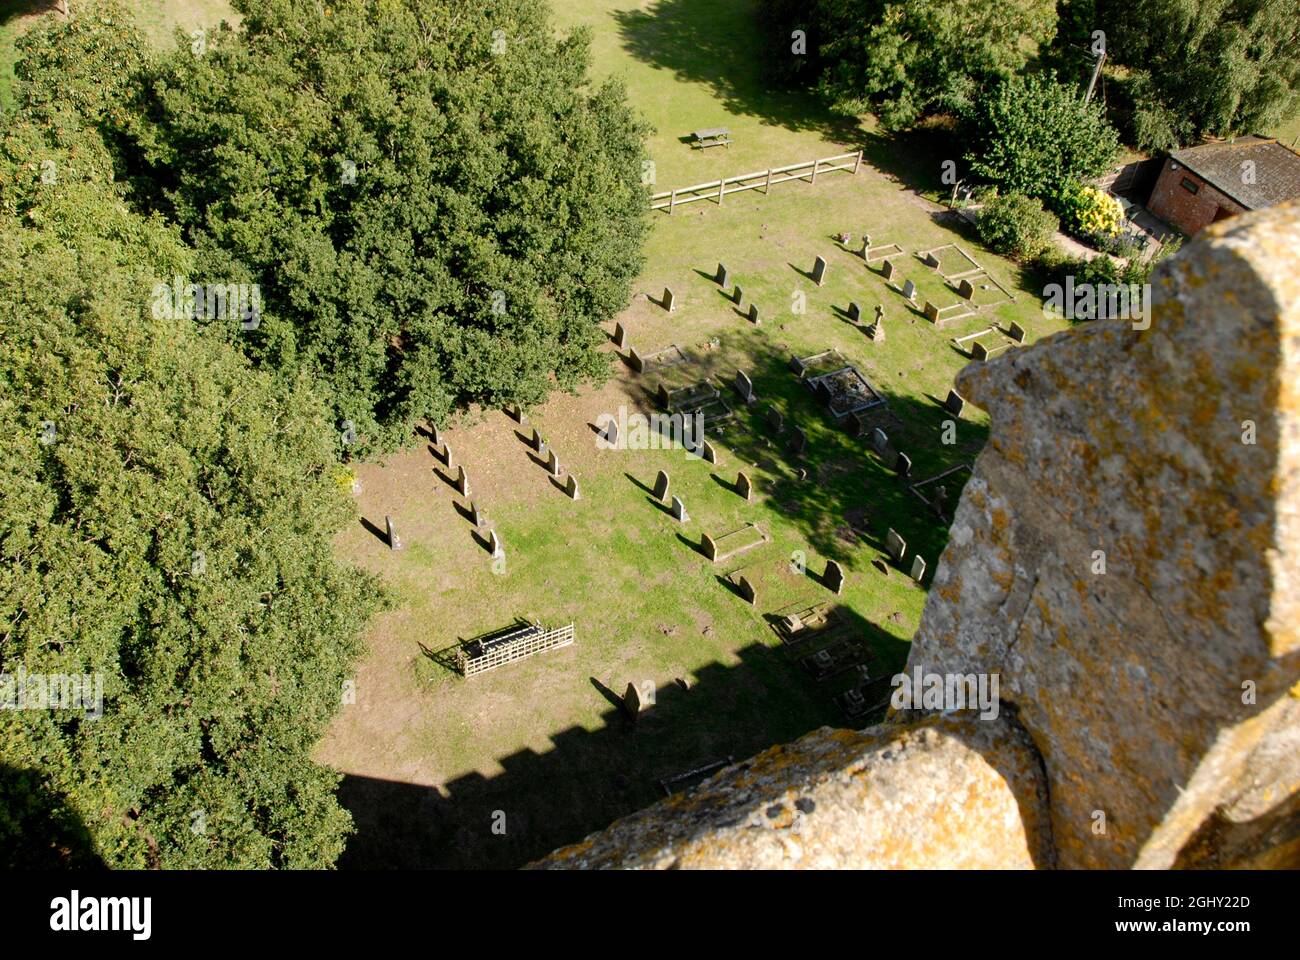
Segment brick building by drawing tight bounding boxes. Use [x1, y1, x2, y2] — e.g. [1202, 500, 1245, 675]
[1147, 136, 1300, 235]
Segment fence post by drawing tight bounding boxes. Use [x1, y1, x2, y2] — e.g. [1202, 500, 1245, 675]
[811, 159, 818, 185]
[670, 189, 677, 214]
[718, 178, 725, 205]
[765, 168, 772, 194]
[854, 150, 862, 175]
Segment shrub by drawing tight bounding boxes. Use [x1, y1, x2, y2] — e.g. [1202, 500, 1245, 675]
[976, 192, 1059, 261]
[1059, 183, 1126, 244]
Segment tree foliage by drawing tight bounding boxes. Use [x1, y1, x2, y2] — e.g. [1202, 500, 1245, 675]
[961, 72, 1121, 209]
[759, 0, 1058, 129]
[134, 0, 651, 452]
[0, 3, 379, 868]
[1057, 0, 1300, 150]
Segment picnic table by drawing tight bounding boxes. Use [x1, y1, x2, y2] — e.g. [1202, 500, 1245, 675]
[690, 127, 732, 149]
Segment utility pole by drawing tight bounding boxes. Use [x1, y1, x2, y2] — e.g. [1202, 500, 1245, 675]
[1085, 50, 1107, 105]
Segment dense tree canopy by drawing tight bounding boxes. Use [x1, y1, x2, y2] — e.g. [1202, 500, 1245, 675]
[135, 0, 651, 451]
[1, 4, 378, 868]
[760, 0, 1058, 129]
[1056, 0, 1300, 150]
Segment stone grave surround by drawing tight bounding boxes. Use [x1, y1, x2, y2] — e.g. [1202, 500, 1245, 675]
[534, 204, 1300, 871]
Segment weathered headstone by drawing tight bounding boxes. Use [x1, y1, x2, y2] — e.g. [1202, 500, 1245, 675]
[702, 439, 718, 464]
[824, 559, 845, 595]
[663, 287, 676, 312]
[886, 528, 907, 563]
[488, 528, 504, 560]
[531, 426, 543, 450]
[385, 516, 401, 551]
[670, 495, 688, 522]
[653, 469, 670, 501]
[945, 389, 965, 416]
[902, 279, 917, 303]
[613, 321, 628, 348]
[1008, 321, 1026, 343]
[748, 303, 760, 324]
[701, 533, 719, 561]
[909, 555, 927, 583]
[923, 251, 940, 268]
[444, 443, 455, 471]
[736, 574, 757, 605]
[430, 424, 441, 447]
[565, 473, 580, 500]
[871, 428, 889, 454]
[623, 680, 655, 720]
[861, 234, 871, 257]
[733, 283, 744, 306]
[882, 447, 900, 470]
[971, 341, 989, 362]
[455, 465, 470, 497]
[546, 448, 560, 476]
[628, 346, 644, 372]
[895, 452, 912, 477]
[602, 418, 619, 448]
[716, 263, 729, 288]
[958, 278, 976, 300]
[811, 255, 827, 286]
[735, 369, 754, 403]
[736, 471, 753, 501]
[881, 259, 895, 281]
[789, 427, 807, 455]
[789, 355, 806, 376]
[767, 407, 785, 433]
[923, 301, 940, 323]
[657, 381, 671, 407]
[468, 500, 483, 527]
[848, 301, 861, 323]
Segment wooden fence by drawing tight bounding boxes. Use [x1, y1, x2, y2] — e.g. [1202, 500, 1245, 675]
[650, 151, 862, 213]
[456, 622, 574, 677]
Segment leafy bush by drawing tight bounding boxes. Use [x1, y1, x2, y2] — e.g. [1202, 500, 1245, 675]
[976, 192, 1059, 261]
[1059, 183, 1125, 241]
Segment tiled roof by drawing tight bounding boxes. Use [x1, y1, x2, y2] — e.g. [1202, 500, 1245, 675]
[1171, 136, 1300, 210]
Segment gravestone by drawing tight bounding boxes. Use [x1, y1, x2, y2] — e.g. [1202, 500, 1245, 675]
[789, 427, 807, 455]
[958, 278, 976, 300]
[531, 426, 543, 450]
[735, 369, 754, 403]
[653, 469, 670, 501]
[789, 355, 806, 376]
[824, 559, 845, 595]
[910, 555, 927, 584]
[657, 382, 671, 407]
[455, 465, 471, 497]
[468, 500, 483, 527]
[895, 452, 912, 477]
[860, 234, 871, 257]
[848, 301, 861, 323]
[748, 303, 760, 324]
[628, 347, 644, 372]
[733, 283, 744, 306]
[767, 407, 785, 433]
[882, 447, 900, 470]
[886, 528, 907, 563]
[430, 424, 441, 447]
[736, 471, 753, 501]
[881, 259, 895, 281]
[923, 301, 940, 323]
[663, 287, 676, 312]
[736, 575, 757, 605]
[702, 440, 718, 464]
[613, 321, 627, 348]
[565, 473, 580, 500]
[946, 389, 965, 416]
[902, 279, 917, 303]
[623, 680, 655, 720]
[546, 448, 560, 477]
[488, 528, 504, 560]
[923, 251, 940, 268]
[385, 516, 401, 551]
[871, 428, 889, 454]
[602, 419, 619, 448]
[1008, 321, 1026, 343]
[811, 256, 827, 286]
[444, 443, 455, 471]
[701, 533, 719, 561]
[716, 263, 729, 288]
[670, 495, 689, 522]
[971, 341, 989, 362]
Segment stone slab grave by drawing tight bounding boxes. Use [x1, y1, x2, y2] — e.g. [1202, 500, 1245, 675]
[638, 344, 691, 374]
[907, 463, 973, 520]
[811, 255, 828, 286]
[970, 339, 1013, 362]
[916, 242, 980, 279]
[670, 495, 689, 523]
[665, 379, 735, 430]
[800, 638, 870, 682]
[385, 515, 401, 551]
[885, 527, 907, 564]
[806, 361, 889, 418]
[823, 559, 845, 595]
[702, 522, 770, 563]
[735, 470, 753, 502]
[865, 242, 904, 264]
[923, 300, 977, 328]
[656, 757, 736, 797]
[768, 600, 852, 648]
[949, 268, 1016, 308]
[623, 680, 655, 721]
[653, 469, 670, 502]
[790, 348, 850, 382]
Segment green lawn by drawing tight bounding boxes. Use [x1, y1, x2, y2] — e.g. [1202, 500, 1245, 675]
[316, 0, 1071, 869]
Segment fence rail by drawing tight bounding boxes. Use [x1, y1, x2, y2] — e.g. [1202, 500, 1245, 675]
[650, 151, 862, 212]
